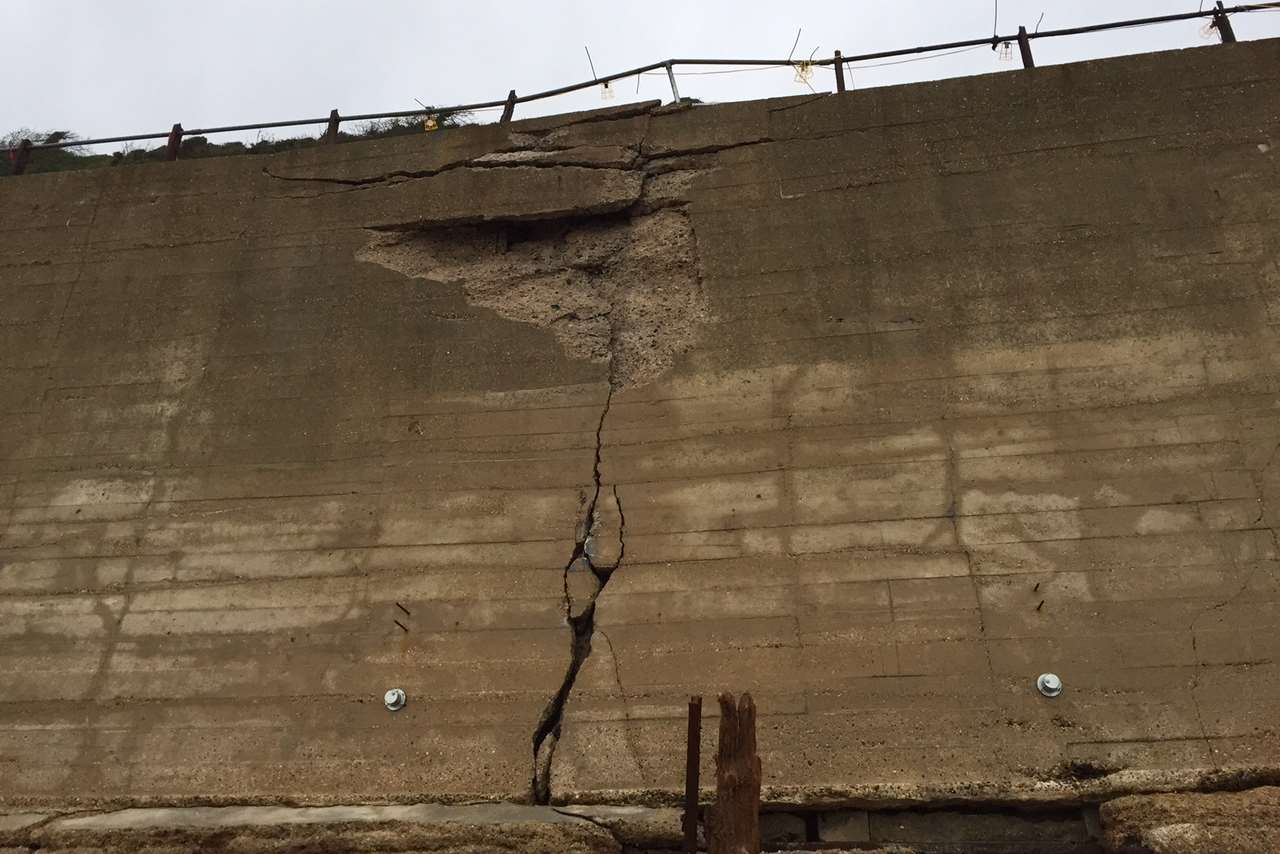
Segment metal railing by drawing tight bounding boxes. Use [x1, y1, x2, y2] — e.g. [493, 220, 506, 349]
[6, 1, 1279, 175]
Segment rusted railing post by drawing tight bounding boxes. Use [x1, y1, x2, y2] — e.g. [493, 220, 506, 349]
[1213, 1, 1237, 42]
[709, 693, 761, 854]
[1017, 26, 1036, 68]
[683, 695, 703, 852]
[833, 50, 847, 93]
[165, 123, 183, 161]
[11, 138, 33, 175]
[665, 62, 681, 103]
[324, 109, 340, 144]
[500, 89, 517, 124]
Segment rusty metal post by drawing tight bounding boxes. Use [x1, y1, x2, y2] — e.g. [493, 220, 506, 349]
[1017, 26, 1036, 68]
[833, 50, 847, 93]
[683, 695, 703, 852]
[500, 89, 517, 124]
[11, 138, 33, 176]
[1213, 1, 1237, 43]
[165, 123, 183, 161]
[709, 693, 761, 854]
[324, 110, 340, 144]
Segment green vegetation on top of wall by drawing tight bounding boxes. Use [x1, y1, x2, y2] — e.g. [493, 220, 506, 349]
[1, 112, 471, 178]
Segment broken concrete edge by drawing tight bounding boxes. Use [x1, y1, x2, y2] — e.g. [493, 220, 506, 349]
[260, 103, 670, 188]
[1100, 786, 1280, 853]
[552, 765, 1280, 810]
[5, 782, 1279, 848]
[5, 787, 1277, 851]
[13, 765, 1266, 819]
[269, 134, 753, 221]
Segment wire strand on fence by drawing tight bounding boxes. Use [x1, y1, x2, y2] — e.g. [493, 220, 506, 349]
[9, 1, 1280, 156]
[827, 44, 989, 71]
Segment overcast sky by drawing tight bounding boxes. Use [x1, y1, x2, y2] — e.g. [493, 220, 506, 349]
[6, 1, 1280, 150]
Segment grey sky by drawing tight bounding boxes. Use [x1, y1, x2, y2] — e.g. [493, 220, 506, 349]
[6, 1, 1279, 150]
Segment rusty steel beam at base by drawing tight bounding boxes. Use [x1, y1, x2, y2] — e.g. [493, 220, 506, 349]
[710, 693, 761, 854]
[683, 695, 703, 852]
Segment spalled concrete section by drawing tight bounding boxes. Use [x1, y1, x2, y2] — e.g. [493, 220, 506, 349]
[359, 207, 709, 388]
[1, 36, 1279, 841]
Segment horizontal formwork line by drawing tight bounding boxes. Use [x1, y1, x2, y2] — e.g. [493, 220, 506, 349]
[3, 560, 1268, 606]
[11, 515, 1258, 564]
[610, 516, 1272, 544]
[0, 449, 1254, 507]
[0, 437, 1255, 489]
[597, 439, 1247, 479]
[0, 534, 568, 560]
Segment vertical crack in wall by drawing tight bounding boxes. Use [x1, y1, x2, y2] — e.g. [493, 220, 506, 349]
[356, 166, 709, 804]
[531, 383, 624, 804]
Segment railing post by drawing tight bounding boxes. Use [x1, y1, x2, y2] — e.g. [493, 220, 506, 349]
[11, 138, 33, 176]
[1213, 1, 1237, 42]
[165, 123, 183, 161]
[324, 109, 340, 144]
[683, 695, 703, 852]
[500, 89, 517, 124]
[665, 62, 681, 104]
[1017, 26, 1036, 68]
[833, 50, 847, 93]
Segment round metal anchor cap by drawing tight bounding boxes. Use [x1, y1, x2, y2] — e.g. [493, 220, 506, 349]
[383, 688, 407, 711]
[1036, 673, 1063, 698]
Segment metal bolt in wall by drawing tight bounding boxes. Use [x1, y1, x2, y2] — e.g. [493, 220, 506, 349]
[1036, 673, 1063, 697]
[383, 688, 407, 711]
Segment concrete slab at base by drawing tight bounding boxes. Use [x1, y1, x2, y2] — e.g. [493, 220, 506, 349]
[46, 802, 588, 831]
[6, 804, 620, 854]
[1101, 786, 1280, 853]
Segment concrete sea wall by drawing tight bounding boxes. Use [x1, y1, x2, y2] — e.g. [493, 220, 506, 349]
[1, 39, 1278, 838]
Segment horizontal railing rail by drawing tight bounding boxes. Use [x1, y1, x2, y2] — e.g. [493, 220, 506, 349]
[5, 1, 1279, 174]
